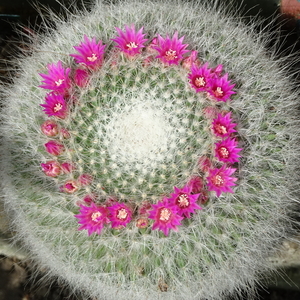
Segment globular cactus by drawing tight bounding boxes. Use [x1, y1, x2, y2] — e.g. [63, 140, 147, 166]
[1, 0, 299, 299]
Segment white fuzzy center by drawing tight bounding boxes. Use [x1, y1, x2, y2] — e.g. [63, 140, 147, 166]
[106, 105, 173, 167]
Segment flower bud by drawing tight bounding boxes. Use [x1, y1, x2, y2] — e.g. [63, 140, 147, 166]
[44, 140, 65, 156]
[41, 120, 59, 137]
[41, 161, 61, 177]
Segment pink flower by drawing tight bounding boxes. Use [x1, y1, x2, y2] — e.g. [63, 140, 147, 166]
[60, 128, 70, 139]
[182, 50, 201, 70]
[136, 218, 149, 229]
[142, 56, 153, 66]
[169, 185, 202, 218]
[211, 64, 223, 77]
[41, 160, 61, 177]
[60, 162, 75, 173]
[61, 180, 79, 194]
[199, 191, 209, 204]
[44, 140, 65, 156]
[215, 138, 242, 163]
[188, 63, 212, 92]
[154, 32, 189, 65]
[83, 194, 98, 205]
[203, 106, 220, 119]
[148, 198, 183, 236]
[145, 37, 158, 54]
[207, 165, 237, 197]
[109, 48, 121, 69]
[74, 68, 90, 87]
[75, 203, 109, 235]
[41, 120, 59, 136]
[78, 173, 93, 186]
[39, 61, 71, 94]
[104, 196, 117, 207]
[187, 176, 203, 194]
[108, 202, 133, 228]
[138, 201, 152, 216]
[207, 74, 236, 102]
[212, 112, 237, 138]
[198, 156, 212, 173]
[40, 93, 67, 119]
[112, 24, 148, 56]
[70, 35, 106, 70]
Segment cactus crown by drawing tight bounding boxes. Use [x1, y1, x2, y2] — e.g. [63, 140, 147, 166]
[38, 25, 239, 236]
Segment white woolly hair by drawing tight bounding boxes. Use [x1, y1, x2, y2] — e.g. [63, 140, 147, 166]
[1, 0, 300, 300]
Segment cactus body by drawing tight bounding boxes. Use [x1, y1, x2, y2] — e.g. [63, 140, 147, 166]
[0, 1, 299, 299]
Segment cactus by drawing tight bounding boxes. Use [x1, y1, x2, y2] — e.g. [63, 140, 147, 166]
[0, 0, 299, 299]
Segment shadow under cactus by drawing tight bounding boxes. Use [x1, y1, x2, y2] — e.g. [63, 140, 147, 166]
[1, 253, 300, 300]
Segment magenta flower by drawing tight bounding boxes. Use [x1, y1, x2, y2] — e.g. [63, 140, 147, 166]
[108, 202, 133, 228]
[153, 32, 189, 65]
[199, 191, 209, 205]
[78, 173, 93, 186]
[44, 140, 65, 156]
[142, 56, 154, 67]
[82, 194, 98, 205]
[112, 24, 148, 57]
[187, 176, 203, 194]
[145, 37, 158, 54]
[215, 138, 242, 163]
[40, 93, 67, 119]
[44, 141, 65, 156]
[169, 185, 202, 218]
[70, 35, 106, 70]
[207, 74, 236, 102]
[212, 112, 237, 138]
[203, 106, 220, 119]
[182, 50, 201, 70]
[61, 180, 79, 194]
[60, 162, 75, 173]
[138, 200, 152, 216]
[188, 63, 212, 92]
[198, 156, 212, 173]
[39, 61, 71, 94]
[41, 120, 59, 137]
[207, 165, 237, 197]
[148, 198, 183, 236]
[75, 203, 109, 235]
[60, 128, 71, 139]
[41, 160, 61, 177]
[74, 68, 90, 87]
[136, 218, 149, 229]
[104, 196, 118, 207]
[211, 64, 223, 77]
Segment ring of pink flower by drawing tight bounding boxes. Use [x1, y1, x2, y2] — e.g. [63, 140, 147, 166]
[39, 24, 241, 236]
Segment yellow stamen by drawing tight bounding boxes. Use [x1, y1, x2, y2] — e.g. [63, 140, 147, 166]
[91, 211, 102, 222]
[165, 49, 177, 61]
[195, 77, 205, 87]
[159, 208, 171, 221]
[219, 147, 229, 158]
[117, 208, 128, 220]
[126, 42, 138, 50]
[177, 194, 189, 208]
[53, 103, 63, 112]
[215, 124, 228, 135]
[213, 175, 224, 187]
[214, 86, 224, 97]
[55, 79, 64, 86]
[87, 53, 98, 62]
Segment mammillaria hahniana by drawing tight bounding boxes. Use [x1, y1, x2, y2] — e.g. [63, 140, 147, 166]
[1, 0, 299, 299]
